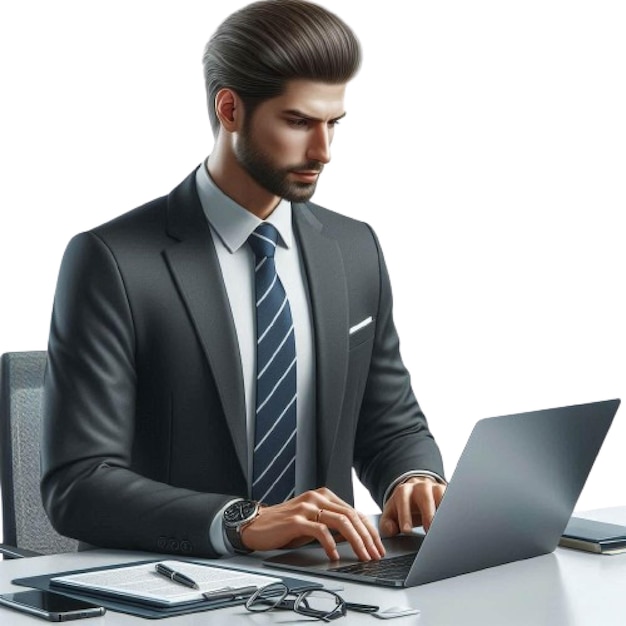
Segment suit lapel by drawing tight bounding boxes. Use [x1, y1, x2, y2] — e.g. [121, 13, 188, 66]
[163, 173, 248, 481]
[293, 205, 349, 486]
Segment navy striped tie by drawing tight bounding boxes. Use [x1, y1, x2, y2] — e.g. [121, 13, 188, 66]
[248, 223, 297, 504]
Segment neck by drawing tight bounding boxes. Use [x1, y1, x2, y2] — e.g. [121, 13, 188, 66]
[207, 150, 280, 220]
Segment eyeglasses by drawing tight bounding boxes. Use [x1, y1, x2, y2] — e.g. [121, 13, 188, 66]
[245, 582, 379, 622]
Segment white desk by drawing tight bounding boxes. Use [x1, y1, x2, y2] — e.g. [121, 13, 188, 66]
[1, 507, 625, 625]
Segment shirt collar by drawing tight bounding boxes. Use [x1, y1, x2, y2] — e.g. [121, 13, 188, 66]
[195, 160, 293, 253]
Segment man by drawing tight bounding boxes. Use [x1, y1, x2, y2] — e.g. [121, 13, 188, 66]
[41, 0, 446, 561]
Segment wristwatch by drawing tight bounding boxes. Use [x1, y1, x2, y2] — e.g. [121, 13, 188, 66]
[223, 499, 261, 554]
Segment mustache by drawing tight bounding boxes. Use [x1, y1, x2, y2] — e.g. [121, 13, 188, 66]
[290, 161, 324, 173]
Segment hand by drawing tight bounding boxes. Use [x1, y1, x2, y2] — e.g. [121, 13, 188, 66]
[240, 487, 386, 562]
[379, 476, 446, 536]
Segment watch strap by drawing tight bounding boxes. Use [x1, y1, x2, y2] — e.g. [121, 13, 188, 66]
[225, 518, 255, 554]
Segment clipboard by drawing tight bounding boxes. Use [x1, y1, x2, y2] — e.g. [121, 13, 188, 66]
[12, 559, 322, 619]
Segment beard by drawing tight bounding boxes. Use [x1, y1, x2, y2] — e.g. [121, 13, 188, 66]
[234, 127, 323, 203]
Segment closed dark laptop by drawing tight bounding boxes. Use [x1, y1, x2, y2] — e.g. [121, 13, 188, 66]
[264, 399, 620, 587]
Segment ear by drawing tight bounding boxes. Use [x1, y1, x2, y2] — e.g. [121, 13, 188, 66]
[214, 88, 243, 133]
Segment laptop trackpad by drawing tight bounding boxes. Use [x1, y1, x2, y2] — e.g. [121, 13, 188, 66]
[264, 532, 425, 571]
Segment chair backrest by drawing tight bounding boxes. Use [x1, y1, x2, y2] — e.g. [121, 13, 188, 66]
[0, 351, 78, 554]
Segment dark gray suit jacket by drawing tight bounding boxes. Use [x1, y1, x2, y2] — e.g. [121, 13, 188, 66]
[41, 170, 444, 558]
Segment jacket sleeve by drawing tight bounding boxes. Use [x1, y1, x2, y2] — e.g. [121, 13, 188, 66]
[353, 228, 445, 507]
[40, 232, 231, 558]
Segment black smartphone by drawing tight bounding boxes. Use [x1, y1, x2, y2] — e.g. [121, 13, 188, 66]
[0, 590, 105, 621]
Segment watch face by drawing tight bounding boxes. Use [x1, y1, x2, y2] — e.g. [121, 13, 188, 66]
[224, 500, 258, 526]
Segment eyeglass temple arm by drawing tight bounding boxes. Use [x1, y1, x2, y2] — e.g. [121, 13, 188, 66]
[345, 601, 379, 613]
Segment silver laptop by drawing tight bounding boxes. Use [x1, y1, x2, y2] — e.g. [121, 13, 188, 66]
[264, 399, 620, 587]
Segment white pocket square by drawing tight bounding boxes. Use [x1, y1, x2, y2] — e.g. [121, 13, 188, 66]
[349, 316, 373, 335]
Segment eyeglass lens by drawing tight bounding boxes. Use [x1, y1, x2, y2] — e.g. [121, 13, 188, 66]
[246, 583, 378, 621]
[294, 589, 345, 620]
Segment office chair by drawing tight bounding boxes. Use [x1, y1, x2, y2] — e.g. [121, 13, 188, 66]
[0, 351, 78, 558]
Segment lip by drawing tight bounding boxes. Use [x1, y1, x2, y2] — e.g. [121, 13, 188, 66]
[291, 171, 320, 183]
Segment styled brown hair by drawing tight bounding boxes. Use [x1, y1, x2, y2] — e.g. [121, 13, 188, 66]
[202, 0, 361, 135]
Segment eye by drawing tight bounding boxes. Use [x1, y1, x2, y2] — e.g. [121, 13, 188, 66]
[328, 119, 341, 128]
[287, 118, 309, 128]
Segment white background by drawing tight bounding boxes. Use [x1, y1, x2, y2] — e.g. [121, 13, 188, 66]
[1, 1, 625, 539]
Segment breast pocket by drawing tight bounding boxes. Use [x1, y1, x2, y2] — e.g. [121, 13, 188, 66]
[349, 316, 376, 350]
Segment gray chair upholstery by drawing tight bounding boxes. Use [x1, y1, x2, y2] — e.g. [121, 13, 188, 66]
[0, 351, 78, 557]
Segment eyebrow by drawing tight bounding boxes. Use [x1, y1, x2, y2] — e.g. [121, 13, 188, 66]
[282, 109, 347, 123]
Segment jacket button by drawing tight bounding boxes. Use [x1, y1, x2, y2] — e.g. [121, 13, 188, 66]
[181, 541, 192, 553]
[157, 537, 167, 550]
[168, 539, 180, 551]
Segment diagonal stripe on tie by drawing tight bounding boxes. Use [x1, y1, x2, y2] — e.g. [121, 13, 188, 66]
[258, 324, 294, 379]
[248, 223, 297, 505]
[252, 429, 297, 487]
[257, 295, 289, 344]
[259, 455, 296, 504]
[254, 393, 297, 452]
[256, 356, 296, 413]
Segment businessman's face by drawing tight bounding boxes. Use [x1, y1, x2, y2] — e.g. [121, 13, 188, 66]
[234, 80, 346, 202]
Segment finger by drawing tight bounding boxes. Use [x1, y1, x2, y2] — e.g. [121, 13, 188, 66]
[308, 490, 383, 559]
[348, 511, 384, 559]
[433, 483, 446, 508]
[378, 509, 399, 538]
[302, 520, 340, 561]
[336, 510, 383, 559]
[318, 509, 378, 561]
[317, 509, 373, 561]
[391, 484, 416, 534]
[359, 513, 386, 556]
[411, 485, 437, 532]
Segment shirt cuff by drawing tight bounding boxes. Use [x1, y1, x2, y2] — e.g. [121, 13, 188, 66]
[383, 470, 447, 505]
[209, 498, 243, 556]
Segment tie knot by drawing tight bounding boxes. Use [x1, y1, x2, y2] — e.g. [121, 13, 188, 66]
[248, 223, 279, 259]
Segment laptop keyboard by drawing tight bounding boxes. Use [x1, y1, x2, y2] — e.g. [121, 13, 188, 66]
[327, 552, 416, 581]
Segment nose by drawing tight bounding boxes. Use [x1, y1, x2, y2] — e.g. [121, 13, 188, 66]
[306, 124, 331, 164]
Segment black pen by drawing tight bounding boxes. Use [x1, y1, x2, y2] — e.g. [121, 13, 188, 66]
[155, 563, 199, 590]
